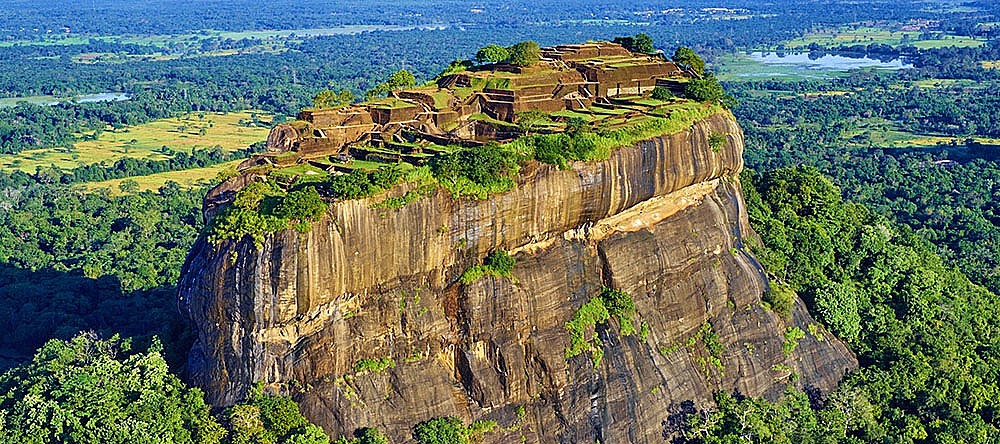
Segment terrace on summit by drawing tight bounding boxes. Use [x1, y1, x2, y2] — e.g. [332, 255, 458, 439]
[242, 42, 698, 178]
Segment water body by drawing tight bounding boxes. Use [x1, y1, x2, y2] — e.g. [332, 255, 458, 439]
[748, 51, 913, 71]
[76, 92, 130, 103]
[0, 92, 130, 108]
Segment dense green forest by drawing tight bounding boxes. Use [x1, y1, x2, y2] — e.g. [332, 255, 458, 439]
[731, 72, 1000, 295]
[683, 167, 1000, 442]
[0, 333, 328, 443]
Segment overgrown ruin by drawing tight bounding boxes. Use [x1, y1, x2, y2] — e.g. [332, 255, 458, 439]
[244, 42, 695, 172]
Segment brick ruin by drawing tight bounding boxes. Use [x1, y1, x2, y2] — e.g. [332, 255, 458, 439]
[243, 42, 695, 171]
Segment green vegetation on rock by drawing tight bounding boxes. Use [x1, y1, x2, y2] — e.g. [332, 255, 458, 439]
[708, 132, 727, 153]
[354, 357, 396, 374]
[762, 281, 795, 318]
[684, 73, 735, 108]
[564, 287, 640, 366]
[209, 179, 332, 246]
[781, 326, 805, 356]
[413, 416, 498, 444]
[326, 164, 406, 200]
[506, 41, 541, 67]
[431, 143, 519, 199]
[459, 249, 516, 284]
[365, 69, 417, 100]
[651, 86, 673, 100]
[473, 41, 541, 67]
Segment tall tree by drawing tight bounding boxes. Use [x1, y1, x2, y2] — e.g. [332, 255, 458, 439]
[672, 46, 705, 76]
[506, 41, 541, 67]
[474, 44, 509, 64]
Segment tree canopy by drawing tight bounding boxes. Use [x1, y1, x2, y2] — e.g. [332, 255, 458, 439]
[672, 46, 705, 76]
[312, 89, 354, 109]
[474, 44, 509, 64]
[685, 166, 1000, 442]
[0, 333, 226, 444]
[365, 69, 417, 100]
[506, 41, 541, 67]
[613, 33, 655, 54]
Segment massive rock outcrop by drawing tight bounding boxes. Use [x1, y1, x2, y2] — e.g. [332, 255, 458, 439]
[179, 111, 856, 443]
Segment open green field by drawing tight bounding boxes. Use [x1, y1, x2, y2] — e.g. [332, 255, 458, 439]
[911, 78, 982, 88]
[783, 27, 985, 49]
[82, 160, 242, 194]
[0, 95, 62, 107]
[881, 133, 1000, 147]
[0, 110, 271, 173]
[838, 117, 1000, 148]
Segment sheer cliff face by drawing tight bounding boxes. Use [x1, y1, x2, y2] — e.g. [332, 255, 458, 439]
[179, 112, 856, 443]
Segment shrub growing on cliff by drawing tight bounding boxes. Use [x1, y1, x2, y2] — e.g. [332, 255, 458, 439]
[565, 288, 643, 366]
[531, 133, 573, 169]
[601, 287, 638, 336]
[354, 357, 396, 374]
[430, 143, 518, 199]
[209, 181, 289, 247]
[273, 186, 328, 224]
[763, 281, 795, 319]
[564, 296, 610, 364]
[0, 332, 226, 444]
[708, 132, 727, 152]
[459, 249, 516, 284]
[684, 73, 737, 108]
[325, 165, 405, 200]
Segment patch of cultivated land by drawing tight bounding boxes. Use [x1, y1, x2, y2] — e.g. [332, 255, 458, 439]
[0, 110, 271, 173]
[839, 118, 1000, 147]
[82, 160, 243, 194]
[911, 78, 982, 88]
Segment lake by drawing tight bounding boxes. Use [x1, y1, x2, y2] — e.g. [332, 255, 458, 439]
[0, 92, 130, 108]
[748, 51, 913, 72]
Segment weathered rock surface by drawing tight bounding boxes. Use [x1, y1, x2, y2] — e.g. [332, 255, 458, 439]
[179, 111, 856, 443]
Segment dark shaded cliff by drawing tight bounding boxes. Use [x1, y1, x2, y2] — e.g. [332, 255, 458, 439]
[178, 111, 856, 443]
